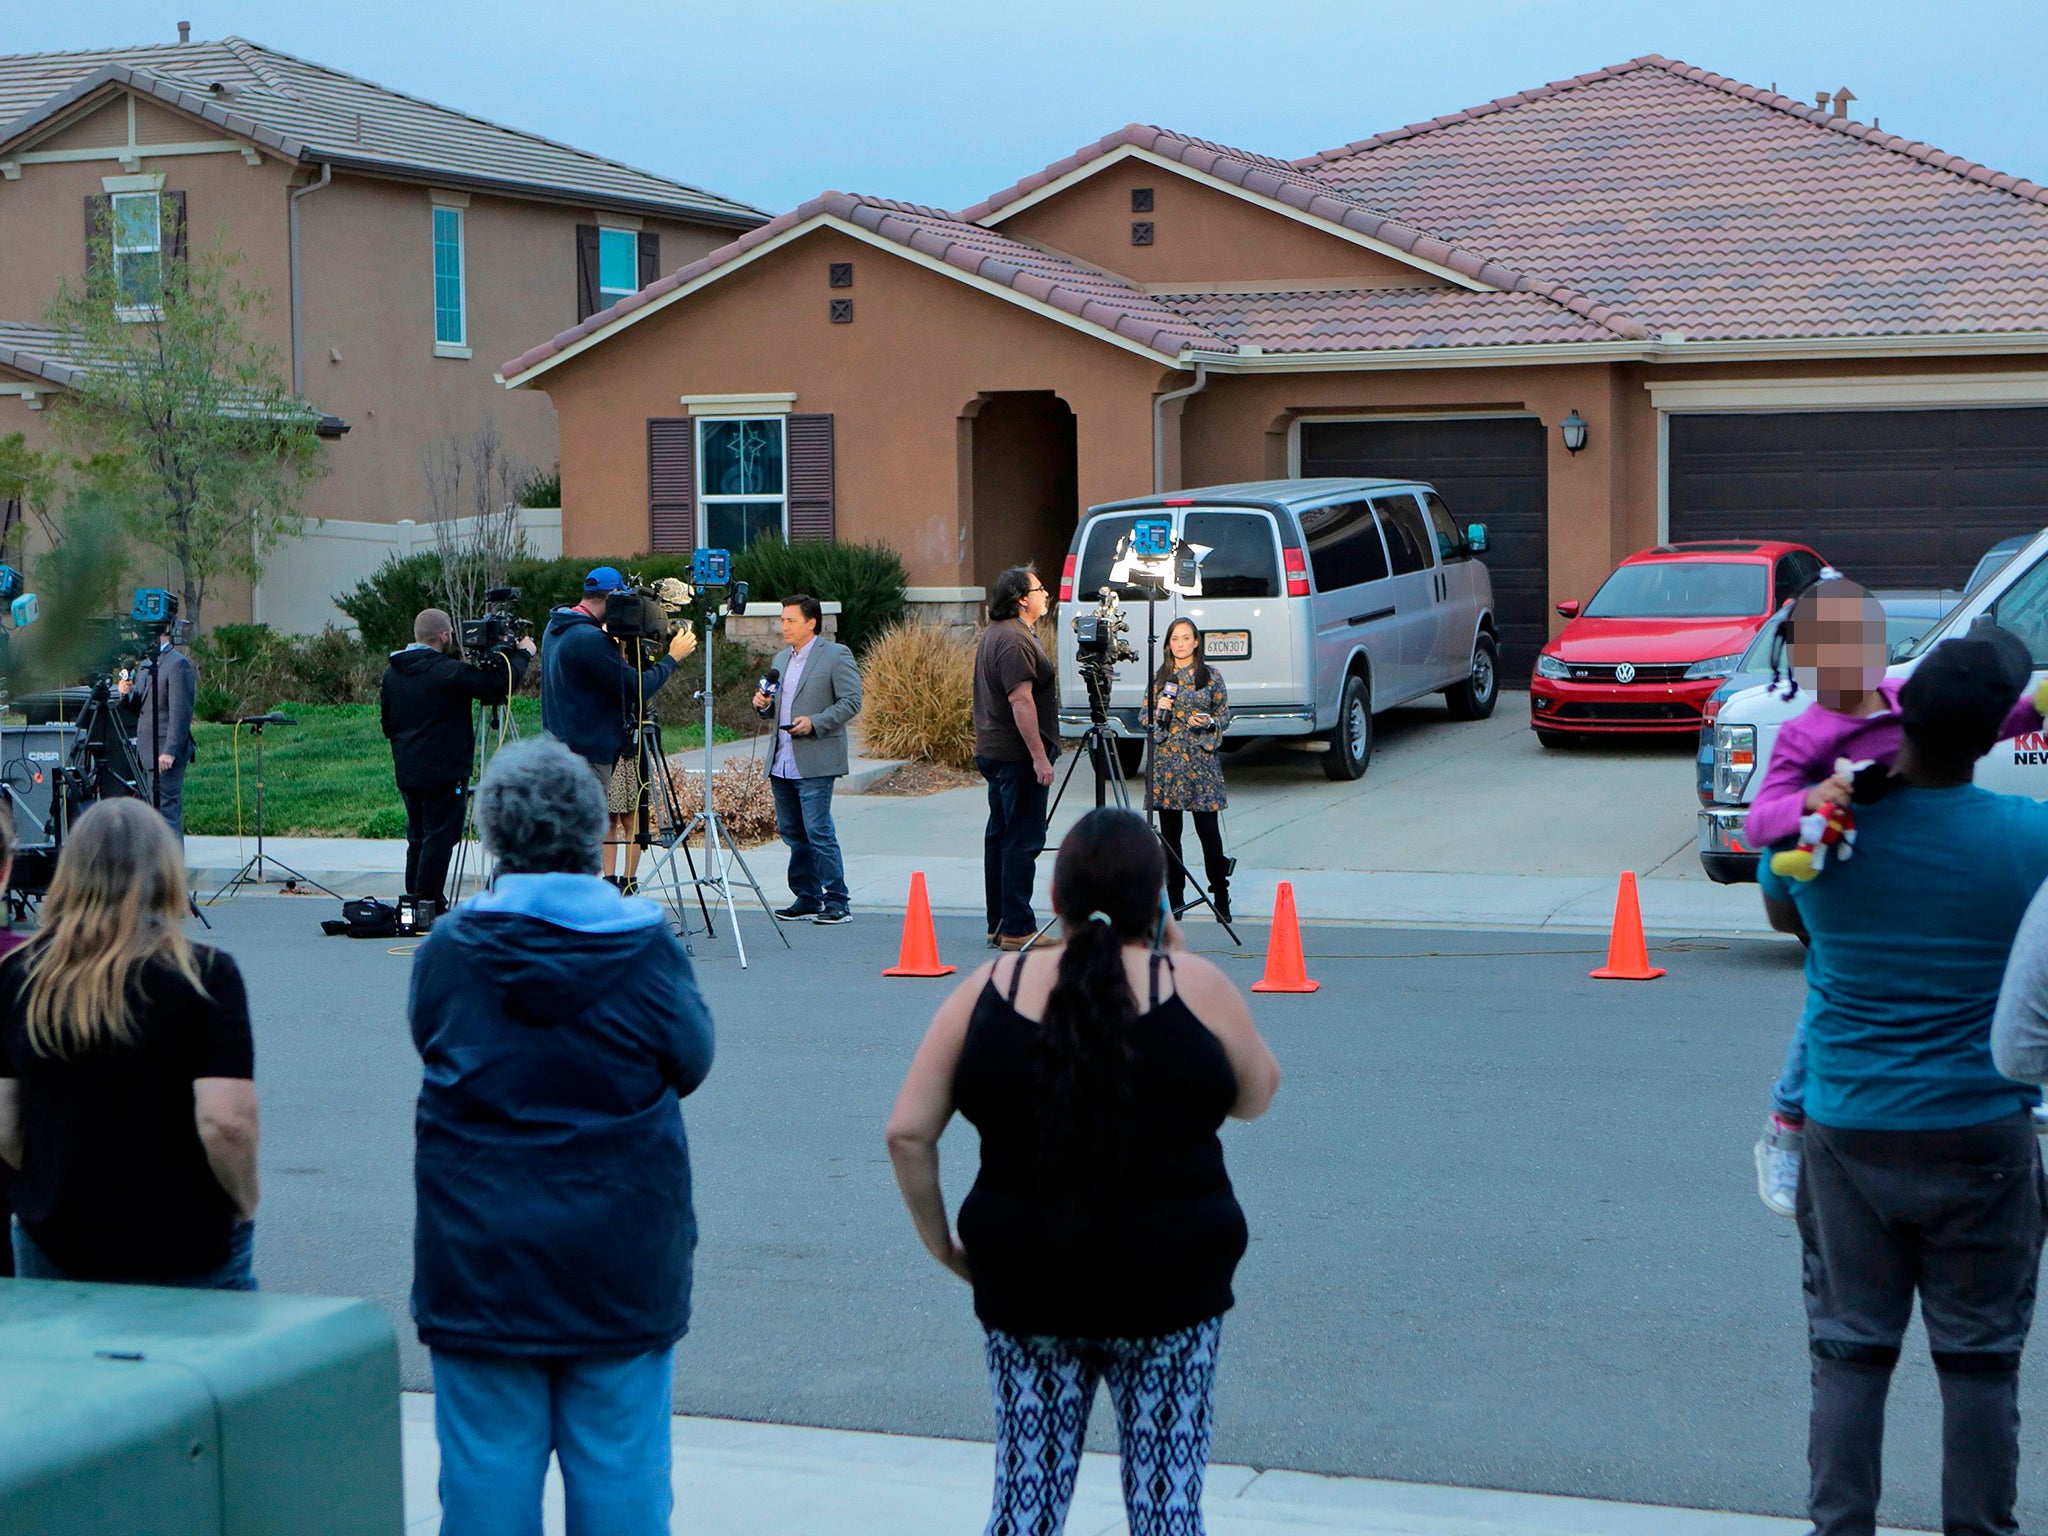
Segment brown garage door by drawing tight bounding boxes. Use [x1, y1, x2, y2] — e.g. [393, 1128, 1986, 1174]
[1298, 416, 1548, 679]
[1667, 408, 2048, 589]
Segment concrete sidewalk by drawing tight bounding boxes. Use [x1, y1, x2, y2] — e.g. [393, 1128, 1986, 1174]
[187, 705, 1781, 937]
[398, 1397, 1904, 1535]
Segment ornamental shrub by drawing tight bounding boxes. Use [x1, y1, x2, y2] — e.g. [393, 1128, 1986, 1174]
[858, 621, 976, 771]
[732, 537, 907, 655]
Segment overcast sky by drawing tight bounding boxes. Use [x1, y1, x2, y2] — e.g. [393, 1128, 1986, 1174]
[7, 0, 2045, 217]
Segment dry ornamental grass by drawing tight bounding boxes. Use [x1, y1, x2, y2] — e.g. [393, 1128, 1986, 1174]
[859, 621, 978, 771]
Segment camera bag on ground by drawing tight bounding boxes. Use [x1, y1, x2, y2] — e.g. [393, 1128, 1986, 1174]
[322, 897, 400, 939]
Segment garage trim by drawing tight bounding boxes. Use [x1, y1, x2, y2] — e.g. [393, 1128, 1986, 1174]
[1652, 375, 2048, 543]
[1284, 411, 1539, 475]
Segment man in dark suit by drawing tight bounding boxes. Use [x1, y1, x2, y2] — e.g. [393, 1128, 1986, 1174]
[381, 608, 534, 912]
[750, 593, 862, 924]
[116, 631, 197, 837]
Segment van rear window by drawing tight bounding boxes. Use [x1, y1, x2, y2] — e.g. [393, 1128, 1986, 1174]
[1184, 512, 1279, 598]
[1074, 516, 1162, 602]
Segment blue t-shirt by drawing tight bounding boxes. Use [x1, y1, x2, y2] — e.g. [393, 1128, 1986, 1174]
[1758, 784, 2048, 1130]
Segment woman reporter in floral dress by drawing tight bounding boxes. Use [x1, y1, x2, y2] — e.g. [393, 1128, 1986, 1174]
[1145, 617, 1233, 922]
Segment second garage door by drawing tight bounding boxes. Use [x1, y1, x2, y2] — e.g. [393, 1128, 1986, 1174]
[1298, 416, 1549, 679]
[1667, 408, 2048, 589]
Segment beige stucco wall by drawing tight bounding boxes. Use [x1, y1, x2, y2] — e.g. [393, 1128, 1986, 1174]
[532, 227, 1168, 583]
[995, 165, 1448, 289]
[298, 174, 724, 526]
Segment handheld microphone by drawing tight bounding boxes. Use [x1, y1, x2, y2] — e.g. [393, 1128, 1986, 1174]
[756, 666, 781, 719]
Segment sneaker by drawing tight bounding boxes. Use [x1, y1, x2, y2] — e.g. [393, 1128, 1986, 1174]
[775, 900, 823, 921]
[1754, 1118, 1802, 1218]
[997, 933, 1035, 952]
[814, 905, 851, 925]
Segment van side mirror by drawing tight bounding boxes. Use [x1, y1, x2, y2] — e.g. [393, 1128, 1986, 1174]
[1557, 599, 1581, 619]
[1466, 522, 1489, 554]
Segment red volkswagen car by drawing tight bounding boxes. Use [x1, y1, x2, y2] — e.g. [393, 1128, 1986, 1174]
[1530, 541, 1826, 745]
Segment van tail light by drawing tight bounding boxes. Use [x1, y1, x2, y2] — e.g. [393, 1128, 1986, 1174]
[1283, 547, 1310, 597]
[1058, 554, 1077, 604]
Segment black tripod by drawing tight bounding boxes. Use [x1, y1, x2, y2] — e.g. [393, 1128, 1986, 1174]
[205, 715, 336, 902]
[447, 677, 523, 905]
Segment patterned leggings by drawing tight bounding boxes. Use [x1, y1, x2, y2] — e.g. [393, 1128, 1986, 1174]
[983, 1316, 1223, 1536]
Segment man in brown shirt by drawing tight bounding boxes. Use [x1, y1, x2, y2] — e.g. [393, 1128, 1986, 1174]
[972, 566, 1057, 948]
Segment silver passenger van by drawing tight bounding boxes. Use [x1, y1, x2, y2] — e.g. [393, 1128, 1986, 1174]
[1056, 479, 1498, 779]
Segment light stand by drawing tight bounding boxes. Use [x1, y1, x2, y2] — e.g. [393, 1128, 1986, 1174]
[645, 599, 787, 968]
[204, 715, 337, 903]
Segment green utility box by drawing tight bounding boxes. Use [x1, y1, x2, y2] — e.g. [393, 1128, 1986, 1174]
[0, 1279, 403, 1535]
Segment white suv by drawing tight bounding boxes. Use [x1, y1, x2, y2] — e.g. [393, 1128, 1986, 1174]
[1056, 479, 1499, 780]
[1700, 528, 2048, 881]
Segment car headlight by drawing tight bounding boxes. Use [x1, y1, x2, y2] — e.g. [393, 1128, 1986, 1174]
[1684, 652, 1744, 681]
[1712, 723, 1758, 802]
[1535, 653, 1570, 680]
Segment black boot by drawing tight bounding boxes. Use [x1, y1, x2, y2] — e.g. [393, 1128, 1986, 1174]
[1211, 878, 1231, 925]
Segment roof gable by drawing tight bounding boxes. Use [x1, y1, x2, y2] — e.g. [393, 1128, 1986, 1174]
[499, 192, 1227, 386]
[0, 39, 763, 226]
[1297, 56, 2048, 342]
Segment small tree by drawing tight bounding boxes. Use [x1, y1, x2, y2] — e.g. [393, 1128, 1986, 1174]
[43, 234, 327, 631]
[422, 415, 526, 625]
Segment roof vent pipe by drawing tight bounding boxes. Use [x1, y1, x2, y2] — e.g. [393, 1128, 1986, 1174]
[1152, 363, 1209, 494]
[177, 20, 191, 42]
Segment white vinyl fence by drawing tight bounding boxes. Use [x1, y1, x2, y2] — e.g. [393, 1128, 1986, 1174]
[250, 509, 562, 635]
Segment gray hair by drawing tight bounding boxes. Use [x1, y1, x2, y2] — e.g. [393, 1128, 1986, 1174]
[477, 738, 607, 875]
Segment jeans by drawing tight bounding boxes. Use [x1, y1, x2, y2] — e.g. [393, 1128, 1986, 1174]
[976, 755, 1048, 938]
[12, 1216, 257, 1290]
[770, 773, 847, 906]
[402, 783, 467, 909]
[1772, 1020, 1807, 1120]
[1798, 1114, 2045, 1536]
[431, 1346, 675, 1536]
[983, 1317, 1222, 1536]
[139, 758, 187, 839]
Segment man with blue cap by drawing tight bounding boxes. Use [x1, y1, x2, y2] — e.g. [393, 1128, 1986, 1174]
[541, 567, 696, 788]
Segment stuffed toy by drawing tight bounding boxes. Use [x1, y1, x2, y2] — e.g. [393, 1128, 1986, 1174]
[1769, 756, 1870, 882]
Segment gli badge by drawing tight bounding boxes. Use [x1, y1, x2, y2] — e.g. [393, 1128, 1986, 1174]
[1614, 663, 1637, 684]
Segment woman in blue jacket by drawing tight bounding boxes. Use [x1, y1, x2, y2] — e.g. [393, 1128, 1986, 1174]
[409, 736, 714, 1536]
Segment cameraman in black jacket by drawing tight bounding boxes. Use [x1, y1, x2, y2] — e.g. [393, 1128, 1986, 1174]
[381, 607, 534, 913]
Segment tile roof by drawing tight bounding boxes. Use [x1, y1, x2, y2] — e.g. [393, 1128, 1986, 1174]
[501, 191, 1230, 381]
[1155, 287, 1627, 352]
[962, 123, 1650, 341]
[0, 38, 763, 227]
[1295, 56, 2048, 342]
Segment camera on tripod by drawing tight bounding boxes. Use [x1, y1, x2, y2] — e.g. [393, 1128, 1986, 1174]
[605, 573, 699, 666]
[1072, 587, 1139, 721]
[459, 587, 532, 655]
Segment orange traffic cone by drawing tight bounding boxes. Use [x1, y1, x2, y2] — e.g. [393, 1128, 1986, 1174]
[1589, 871, 1665, 981]
[882, 871, 957, 978]
[1250, 881, 1319, 993]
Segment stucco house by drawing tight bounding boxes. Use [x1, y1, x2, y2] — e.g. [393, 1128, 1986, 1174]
[0, 30, 763, 625]
[503, 54, 2048, 675]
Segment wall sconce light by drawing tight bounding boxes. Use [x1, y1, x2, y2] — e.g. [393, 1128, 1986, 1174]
[1560, 410, 1589, 455]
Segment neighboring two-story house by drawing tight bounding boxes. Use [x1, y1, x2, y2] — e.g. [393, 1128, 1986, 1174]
[0, 30, 763, 626]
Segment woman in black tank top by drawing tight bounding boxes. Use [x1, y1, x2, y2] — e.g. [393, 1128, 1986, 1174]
[887, 807, 1280, 1536]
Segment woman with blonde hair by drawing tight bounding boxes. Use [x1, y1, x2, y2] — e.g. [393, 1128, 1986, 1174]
[0, 798, 259, 1288]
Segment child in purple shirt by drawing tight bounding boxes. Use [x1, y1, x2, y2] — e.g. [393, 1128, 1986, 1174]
[1747, 579, 2045, 1217]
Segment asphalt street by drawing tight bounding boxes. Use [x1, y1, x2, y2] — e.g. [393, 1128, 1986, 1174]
[209, 894, 2023, 1531]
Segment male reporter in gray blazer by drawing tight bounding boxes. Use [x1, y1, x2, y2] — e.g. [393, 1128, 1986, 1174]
[116, 633, 198, 837]
[751, 594, 862, 924]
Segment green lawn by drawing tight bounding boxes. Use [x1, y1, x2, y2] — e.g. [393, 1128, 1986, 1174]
[184, 702, 732, 837]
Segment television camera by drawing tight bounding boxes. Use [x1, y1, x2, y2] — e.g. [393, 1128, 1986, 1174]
[459, 586, 532, 655]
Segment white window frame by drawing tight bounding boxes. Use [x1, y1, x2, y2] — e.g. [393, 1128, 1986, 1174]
[597, 226, 639, 311]
[432, 205, 469, 357]
[111, 190, 163, 322]
[696, 415, 787, 549]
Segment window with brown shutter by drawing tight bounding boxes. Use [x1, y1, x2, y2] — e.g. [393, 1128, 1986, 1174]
[84, 195, 112, 282]
[786, 413, 835, 542]
[647, 417, 695, 552]
[637, 231, 659, 289]
[163, 191, 187, 270]
[575, 224, 601, 321]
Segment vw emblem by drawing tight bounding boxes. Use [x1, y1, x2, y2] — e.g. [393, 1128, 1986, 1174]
[1614, 663, 1637, 684]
